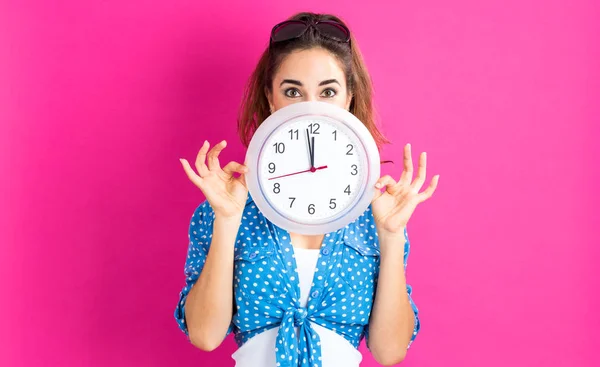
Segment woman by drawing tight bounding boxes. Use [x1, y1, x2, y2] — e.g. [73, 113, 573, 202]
[175, 12, 439, 367]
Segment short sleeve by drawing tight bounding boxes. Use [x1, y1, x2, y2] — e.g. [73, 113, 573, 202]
[174, 201, 234, 339]
[365, 227, 420, 350]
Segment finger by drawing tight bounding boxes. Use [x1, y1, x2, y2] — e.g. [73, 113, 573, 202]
[207, 140, 227, 171]
[239, 172, 247, 188]
[372, 186, 383, 202]
[374, 175, 398, 194]
[417, 174, 439, 203]
[222, 161, 248, 178]
[398, 143, 414, 186]
[195, 141, 210, 177]
[411, 151, 427, 191]
[239, 160, 249, 187]
[180, 158, 204, 189]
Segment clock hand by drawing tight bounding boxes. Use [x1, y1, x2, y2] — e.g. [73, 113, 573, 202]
[311, 136, 315, 168]
[306, 128, 313, 168]
[267, 165, 328, 180]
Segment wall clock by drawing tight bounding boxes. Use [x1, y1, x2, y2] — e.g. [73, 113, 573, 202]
[245, 101, 380, 235]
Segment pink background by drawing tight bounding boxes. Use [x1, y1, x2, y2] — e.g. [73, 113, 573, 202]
[1, 1, 599, 366]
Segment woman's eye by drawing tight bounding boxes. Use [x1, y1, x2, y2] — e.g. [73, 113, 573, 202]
[284, 88, 301, 98]
[321, 88, 337, 98]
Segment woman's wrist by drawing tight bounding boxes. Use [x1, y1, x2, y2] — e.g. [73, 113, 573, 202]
[377, 226, 406, 241]
[377, 227, 407, 257]
[214, 213, 243, 227]
[211, 214, 243, 251]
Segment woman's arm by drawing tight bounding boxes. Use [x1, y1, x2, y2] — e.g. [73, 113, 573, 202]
[184, 215, 241, 351]
[178, 140, 249, 351]
[367, 230, 415, 366]
[368, 143, 438, 364]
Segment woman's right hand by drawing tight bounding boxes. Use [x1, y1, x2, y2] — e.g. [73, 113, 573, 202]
[180, 140, 248, 219]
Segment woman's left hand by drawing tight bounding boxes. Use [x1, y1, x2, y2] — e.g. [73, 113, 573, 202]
[372, 143, 439, 236]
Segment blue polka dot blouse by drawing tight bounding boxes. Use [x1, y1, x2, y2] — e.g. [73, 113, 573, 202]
[175, 195, 420, 367]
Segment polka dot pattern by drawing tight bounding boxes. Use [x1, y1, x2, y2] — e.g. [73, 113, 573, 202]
[175, 195, 420, 366]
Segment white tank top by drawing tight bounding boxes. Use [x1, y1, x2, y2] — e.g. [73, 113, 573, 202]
[231, 247, 363, 366]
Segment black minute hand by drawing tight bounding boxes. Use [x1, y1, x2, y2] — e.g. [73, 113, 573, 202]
[311, 136, 315, 169]
[306, 128, 314, 168]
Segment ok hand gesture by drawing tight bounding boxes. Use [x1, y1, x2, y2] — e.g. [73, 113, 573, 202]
[180, 140, 248, 219]
[372, 143, 439, 236]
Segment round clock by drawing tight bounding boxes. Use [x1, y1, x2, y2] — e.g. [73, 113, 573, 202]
[245, 101, 380, 235]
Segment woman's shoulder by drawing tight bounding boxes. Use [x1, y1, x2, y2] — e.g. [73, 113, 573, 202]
[346, 205, 409, 238]
[190, 200, 215, 228]
[191, 194, 256, 224]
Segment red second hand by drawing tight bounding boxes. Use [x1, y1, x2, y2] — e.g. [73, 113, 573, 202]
[268, 165, 328, 180]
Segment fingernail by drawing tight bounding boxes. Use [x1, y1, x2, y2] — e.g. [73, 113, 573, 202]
[375, 183, 381, 188]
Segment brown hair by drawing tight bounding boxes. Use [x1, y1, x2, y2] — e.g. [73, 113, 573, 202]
[237, 12, 389, 149]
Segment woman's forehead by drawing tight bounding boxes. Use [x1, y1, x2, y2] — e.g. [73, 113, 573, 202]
[275, 49, 346, 84]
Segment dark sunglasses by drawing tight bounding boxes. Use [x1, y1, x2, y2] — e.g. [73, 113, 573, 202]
[269, 19, 351, 47]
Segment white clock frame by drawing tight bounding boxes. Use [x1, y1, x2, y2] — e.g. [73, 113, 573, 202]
[245, 101, 380, 235]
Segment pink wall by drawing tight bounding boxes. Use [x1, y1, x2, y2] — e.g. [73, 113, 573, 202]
[1, 1, 599, 366]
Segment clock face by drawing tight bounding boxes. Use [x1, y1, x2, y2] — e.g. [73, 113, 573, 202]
[258, 116, 368, 225]
[246, 101, 380, 235]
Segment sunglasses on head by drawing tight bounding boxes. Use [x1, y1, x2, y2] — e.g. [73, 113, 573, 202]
[269, 19, 351, 47]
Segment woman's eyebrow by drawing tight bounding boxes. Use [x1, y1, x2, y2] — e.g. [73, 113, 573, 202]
[280, 79, 303, 87]
[319, 79, 340, 86]
[279, 79, 341, 87]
